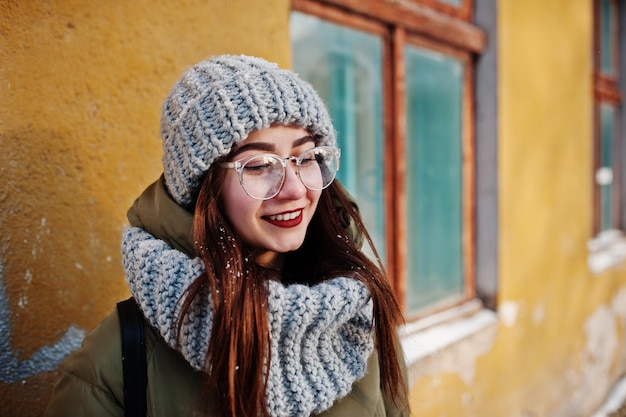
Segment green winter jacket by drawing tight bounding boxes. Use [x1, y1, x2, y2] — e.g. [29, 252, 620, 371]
[45, 177, 409, 416]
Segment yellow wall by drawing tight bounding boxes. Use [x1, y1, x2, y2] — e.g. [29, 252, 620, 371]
[408, 0, 626, 416]
[0, 0, 290, 415]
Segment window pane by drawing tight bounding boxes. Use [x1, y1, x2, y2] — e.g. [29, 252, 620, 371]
[599, 103, 616, 230]
[600, 0, 616, 75]
[404, 45, 465, 313]
[291, 12, 386, 259]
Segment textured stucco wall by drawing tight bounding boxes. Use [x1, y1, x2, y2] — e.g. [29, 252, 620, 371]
[407, 0, 626, 416]
[0, 0, 290, 415]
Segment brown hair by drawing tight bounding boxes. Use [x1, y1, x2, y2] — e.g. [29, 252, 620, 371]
[178, 158, 406, 417]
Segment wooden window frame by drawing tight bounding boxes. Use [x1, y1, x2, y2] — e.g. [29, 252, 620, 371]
[416, 0, 474, 21]
[292, 0, 485, 317]
[295, 0, 484, 52]
[592, 0, 623, 234]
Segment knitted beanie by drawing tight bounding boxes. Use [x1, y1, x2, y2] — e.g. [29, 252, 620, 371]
[160, 54, 337, 207]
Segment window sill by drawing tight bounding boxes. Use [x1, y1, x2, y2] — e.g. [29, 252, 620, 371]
[588, 229, 626, 274]
[399, 299, 499, 385]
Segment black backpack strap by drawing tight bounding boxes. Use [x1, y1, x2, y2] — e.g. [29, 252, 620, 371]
[117, 297, 148, 417]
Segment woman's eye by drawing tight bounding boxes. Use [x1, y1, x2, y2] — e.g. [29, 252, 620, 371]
[243, 163, 271, 174]
[299, 157, 316, 166]
[243, 156, 278, 175]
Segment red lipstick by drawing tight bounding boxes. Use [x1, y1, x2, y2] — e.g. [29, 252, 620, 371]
[264, 210, 304, 228]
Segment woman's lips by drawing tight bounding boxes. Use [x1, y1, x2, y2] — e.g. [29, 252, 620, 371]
[264, 209, 303, 228]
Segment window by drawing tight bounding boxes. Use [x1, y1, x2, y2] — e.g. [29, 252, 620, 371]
[291, 14, 386, 260]
[291, 0, 485, 318]
[593, 0, 623, 234]
[403, 44, 468, 312]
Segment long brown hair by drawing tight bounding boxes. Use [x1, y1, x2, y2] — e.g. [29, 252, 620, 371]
[178, 156, 406, 417]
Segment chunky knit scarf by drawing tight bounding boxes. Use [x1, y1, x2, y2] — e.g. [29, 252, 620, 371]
[121, 226, 374, 417]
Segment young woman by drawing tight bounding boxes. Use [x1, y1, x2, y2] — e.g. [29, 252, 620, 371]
[45, 54, 409, 417]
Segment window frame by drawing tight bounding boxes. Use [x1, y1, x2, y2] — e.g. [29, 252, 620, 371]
[291, 0, 485, 318]
[416, 0, 474, 21]
[399, 33, 477, 318]
[593, 0, 623, 234]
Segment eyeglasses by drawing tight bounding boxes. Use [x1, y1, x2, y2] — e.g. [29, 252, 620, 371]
[220, 146, 341, 200]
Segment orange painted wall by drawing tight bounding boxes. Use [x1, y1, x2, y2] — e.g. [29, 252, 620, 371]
[0, 1, 290, 415]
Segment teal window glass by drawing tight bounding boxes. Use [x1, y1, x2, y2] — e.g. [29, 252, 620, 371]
[599, 104, 616, 231]
[290, 12, 386, 259]
[404, 45, 465, 314]
[600, 0, 616, 76]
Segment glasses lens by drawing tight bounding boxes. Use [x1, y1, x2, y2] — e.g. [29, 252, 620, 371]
[298, 147, 339, 191]
[241, 155, 284, 199]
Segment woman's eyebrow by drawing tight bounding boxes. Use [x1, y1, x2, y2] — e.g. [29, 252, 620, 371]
[293, 135, 317, 148]
[230, 142, 275, 158]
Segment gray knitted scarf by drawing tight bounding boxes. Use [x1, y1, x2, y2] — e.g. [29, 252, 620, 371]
[121, 225, 375, 417]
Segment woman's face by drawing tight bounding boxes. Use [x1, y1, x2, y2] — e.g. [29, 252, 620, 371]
[220, 125, 322, 264]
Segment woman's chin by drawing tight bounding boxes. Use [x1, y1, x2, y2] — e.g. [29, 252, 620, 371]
[268, 238, 306, 254]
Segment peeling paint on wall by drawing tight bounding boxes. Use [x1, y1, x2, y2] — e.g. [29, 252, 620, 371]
[612, 287, 626, 372]
[583, 305, 617, 382]
[590, 375, 626, 417]
[612, 287, 626, 318]
[0, 263, 85, 384]
[562, 289, 626, 417]
[499, 300, 519, 328]
[576, 300, 622, 414]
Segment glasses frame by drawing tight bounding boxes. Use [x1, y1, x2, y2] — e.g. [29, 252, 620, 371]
[220, 146, 341, 200]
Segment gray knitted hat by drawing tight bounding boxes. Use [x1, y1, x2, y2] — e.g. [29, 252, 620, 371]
[160, 54, 337, 207]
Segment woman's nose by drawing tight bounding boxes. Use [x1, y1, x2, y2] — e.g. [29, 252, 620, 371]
[276, 162, 306, 199]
